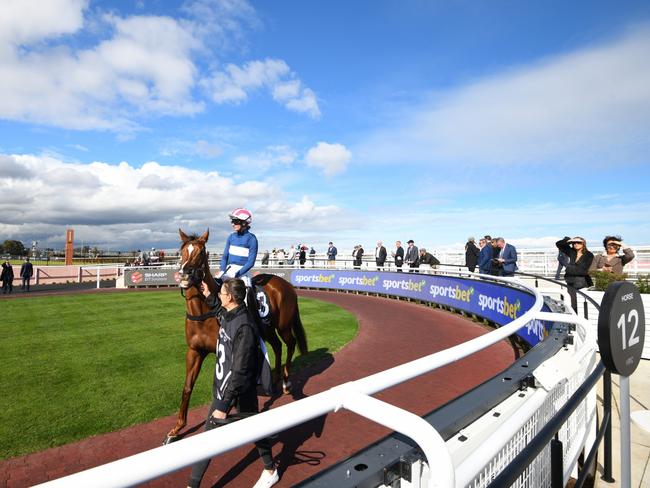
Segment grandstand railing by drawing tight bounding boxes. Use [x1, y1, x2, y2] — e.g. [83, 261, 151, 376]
[37, 267, 611, 488]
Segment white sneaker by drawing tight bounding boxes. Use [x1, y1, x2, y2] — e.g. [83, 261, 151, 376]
[252, 469, 279, 488]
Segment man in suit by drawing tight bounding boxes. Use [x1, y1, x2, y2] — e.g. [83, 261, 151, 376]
[404, 239, 419, 273]
[327, 242, 337, 268]
[495, 237, 518, 277]
[20, 257, 34, 291]
[478, 235, 493, 275]
[392, 241, 404, 272]
[353, 244, 364, 269]
[375, 241, 387, 270]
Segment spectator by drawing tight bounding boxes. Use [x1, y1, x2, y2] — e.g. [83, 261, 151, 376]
[490, 237, 501, 276]
[353, 244, 364, 269]
[590, 236, 635, 275]
[261, 250, 270, 267]
[555, 251, 569, 280]
[20, 257, 34, 291]
[2, 261, 14, 294]
[465, 237, 480, 272]
[287, 245, 296, 266]
[405, 240, 419, 272]
[309, 247, 316, 267]
[276, 249, 285, 267]
[495, 237, 518, 277]
[299, 246, 307, 268]
[418, 248, 440, 271]
[187, 278, 278, 488]
[556, 236, 594, 313]
[478, 236, 493, 275]
[375, 241, 387, 271]
[327, 242, 337, 267]
[392, 241, 404, 272]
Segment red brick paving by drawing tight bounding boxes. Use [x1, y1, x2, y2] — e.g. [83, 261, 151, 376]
[0, 290, 515, 487]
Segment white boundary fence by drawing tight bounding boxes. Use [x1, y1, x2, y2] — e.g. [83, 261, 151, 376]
[37, 269, 602, 488]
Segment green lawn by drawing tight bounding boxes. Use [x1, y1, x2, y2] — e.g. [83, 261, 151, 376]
[0, 291, 357, 460]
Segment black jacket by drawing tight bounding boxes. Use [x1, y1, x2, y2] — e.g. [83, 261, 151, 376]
[213, 304, 259, 412]
[465, 242, 480, 268]
[353, 248, 364, 266]
[419, 252, 440, 267]
[375, 246, 387, 266]
[1, 264, 14, 282]
[394, 246, 404, 267]
[20, 261, 34, 278]
[556, 238, 594, 289]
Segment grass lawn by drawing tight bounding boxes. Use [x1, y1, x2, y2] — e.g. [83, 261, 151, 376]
[0, 291, 357, 460]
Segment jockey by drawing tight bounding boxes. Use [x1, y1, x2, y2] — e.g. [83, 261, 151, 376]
[219, 208, 258, 288]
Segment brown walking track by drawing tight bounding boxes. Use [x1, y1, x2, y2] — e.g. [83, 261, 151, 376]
[1, 289, 516, 488]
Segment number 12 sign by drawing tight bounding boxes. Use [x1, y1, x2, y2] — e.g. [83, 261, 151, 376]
[598, 281, 646, 377]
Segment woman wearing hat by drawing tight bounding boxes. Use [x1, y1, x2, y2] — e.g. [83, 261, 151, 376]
[556, 236, 594, 312]
[590, 236, 635, 274]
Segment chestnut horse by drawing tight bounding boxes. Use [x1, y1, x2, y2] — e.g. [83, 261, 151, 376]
[165, 229, 307, 443]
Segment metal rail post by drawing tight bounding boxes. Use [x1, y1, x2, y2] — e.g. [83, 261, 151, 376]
[602, 370, 614, 482]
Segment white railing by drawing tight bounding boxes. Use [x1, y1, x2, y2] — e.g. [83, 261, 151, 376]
[203, 245, 650, 278]
[37, 271, 599, 488]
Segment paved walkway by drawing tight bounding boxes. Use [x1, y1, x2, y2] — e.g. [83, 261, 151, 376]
[0, 290, 515, 487]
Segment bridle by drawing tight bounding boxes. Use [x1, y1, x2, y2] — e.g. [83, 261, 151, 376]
[179, 244, 208, 297]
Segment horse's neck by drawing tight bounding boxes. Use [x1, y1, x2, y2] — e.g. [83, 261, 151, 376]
[185, 287, 211, 315]
[202, 260, 219, 295]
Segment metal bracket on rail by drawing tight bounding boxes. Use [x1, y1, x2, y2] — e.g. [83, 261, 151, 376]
[330, 383, 454, 488]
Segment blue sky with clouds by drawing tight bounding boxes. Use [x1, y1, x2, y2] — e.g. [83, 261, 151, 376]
[1, 0, 649, 253]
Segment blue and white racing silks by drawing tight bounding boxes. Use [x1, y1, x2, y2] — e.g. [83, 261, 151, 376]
[221, 229, 258, 279]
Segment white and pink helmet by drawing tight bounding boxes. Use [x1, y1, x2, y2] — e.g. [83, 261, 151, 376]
[229, 207, 252, 225]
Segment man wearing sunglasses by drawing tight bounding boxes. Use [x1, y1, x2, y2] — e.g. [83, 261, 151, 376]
[220, 208, 258, 288]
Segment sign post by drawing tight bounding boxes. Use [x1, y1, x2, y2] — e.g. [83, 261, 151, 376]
[598, 281, 645, 488]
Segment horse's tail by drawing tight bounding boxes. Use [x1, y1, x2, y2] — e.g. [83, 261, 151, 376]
[292, 307, 308, 355]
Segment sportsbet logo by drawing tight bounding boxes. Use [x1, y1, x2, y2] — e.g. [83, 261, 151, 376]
[294, 273, 335, 284]
[429, 284, 474, 302]
[382, 279, 426, 292]
[339, 275, 379, 286]
[478, 294, 521, 319]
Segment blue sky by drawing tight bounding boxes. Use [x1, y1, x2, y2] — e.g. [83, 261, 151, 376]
[1, 0, 649, 253]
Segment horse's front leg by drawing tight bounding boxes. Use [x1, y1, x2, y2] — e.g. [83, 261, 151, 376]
[164, 347, 206, 444]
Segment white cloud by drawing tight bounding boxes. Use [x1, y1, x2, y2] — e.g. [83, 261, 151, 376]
[357, 26, 650, 167]
[233, 144, 297, 171]
[0, 1, 318, 132]
[203, 58, 321, 118]
[305, 142, 351, 177]
[0, 0, 87, 47]
[0, 153, 343, 248]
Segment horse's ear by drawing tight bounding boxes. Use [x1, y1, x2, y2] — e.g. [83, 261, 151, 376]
[179, 229, 190, 243]
[198, 229, 209, 244]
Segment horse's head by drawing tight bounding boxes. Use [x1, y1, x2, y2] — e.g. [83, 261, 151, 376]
[178, 228, 209, 289]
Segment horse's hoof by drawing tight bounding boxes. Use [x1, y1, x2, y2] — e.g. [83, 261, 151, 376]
[282, 380, 292, 394]
[163, 435, 179, 445]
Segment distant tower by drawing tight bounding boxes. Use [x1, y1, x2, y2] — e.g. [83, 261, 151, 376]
[65, 229, 74, 265]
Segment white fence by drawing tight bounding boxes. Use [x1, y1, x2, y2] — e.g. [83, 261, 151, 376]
[38, 270, 600, 488]
[244, 246, 650, 278]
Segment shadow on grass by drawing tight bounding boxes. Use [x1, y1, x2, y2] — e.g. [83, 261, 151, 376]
[209, 349, 334, 487]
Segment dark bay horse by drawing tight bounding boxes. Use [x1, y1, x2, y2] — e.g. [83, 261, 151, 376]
[165, 229, 307, 443]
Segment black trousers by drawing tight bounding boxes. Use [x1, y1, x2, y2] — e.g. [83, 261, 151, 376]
[188, 391, 273, 487]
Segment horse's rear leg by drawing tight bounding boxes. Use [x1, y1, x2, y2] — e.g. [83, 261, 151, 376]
[165, 348, 205, 444]
[281, 333, 297, 395]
